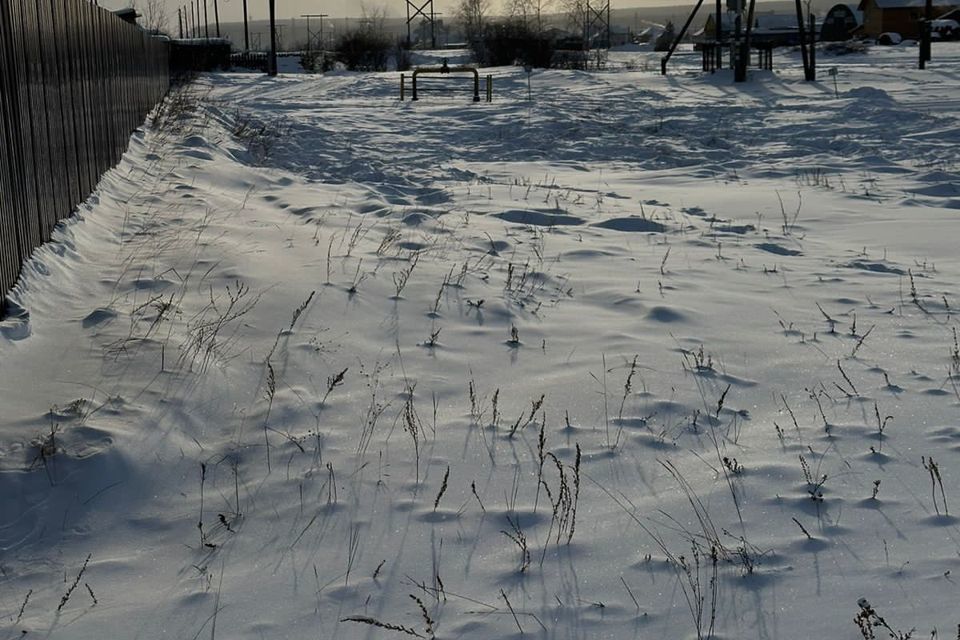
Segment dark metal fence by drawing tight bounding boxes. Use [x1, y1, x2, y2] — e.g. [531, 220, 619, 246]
[0, 0, 170, 305]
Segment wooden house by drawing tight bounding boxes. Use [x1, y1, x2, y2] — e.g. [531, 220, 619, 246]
[856, 0, 960, 38]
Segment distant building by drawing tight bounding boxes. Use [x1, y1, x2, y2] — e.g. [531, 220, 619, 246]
[113, 8, 140, 26]
[820, 4, 863, 40]
[609, 24, 632, 47]
[856, 0, 960, 38]
[698, 11, 810, 46]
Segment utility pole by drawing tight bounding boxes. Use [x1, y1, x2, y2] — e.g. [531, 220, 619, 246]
[268, 0, 278, 76]
[178, 7, 183, 38]
[203, 0, 209, 40]
[242, 0, 250, 50]
[213, 0, 220, 38]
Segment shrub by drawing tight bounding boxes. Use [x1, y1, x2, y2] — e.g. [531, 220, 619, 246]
[300, 51, 336, 73]
[335, 29, 392, 71]
[471, 20, 554, 68]
[393, 41, 412, 72]
[551, 49, 588, 70]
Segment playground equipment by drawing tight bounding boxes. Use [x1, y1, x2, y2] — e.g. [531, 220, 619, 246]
[400, 61, 493, 102]
[660, 0, 816, 82]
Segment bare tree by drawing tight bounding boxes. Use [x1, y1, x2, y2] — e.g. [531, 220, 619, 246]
[508, 0, 553, 32]
[132, 0, 170, 35]
[559, 0, 588, 39]
[457, 0, 491, 42]
[359, 2, 389, 35]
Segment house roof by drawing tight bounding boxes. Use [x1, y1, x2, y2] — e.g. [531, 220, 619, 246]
[826, 3, 865, 20]
[859, 0, 960, 10]
[704, 11, 806, 33]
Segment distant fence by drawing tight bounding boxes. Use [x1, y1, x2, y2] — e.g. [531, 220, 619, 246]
[171, 38, 232, 72]
[0, 0, 170, 306]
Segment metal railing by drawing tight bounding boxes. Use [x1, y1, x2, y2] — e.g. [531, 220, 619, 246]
[0, 0, 170, 306]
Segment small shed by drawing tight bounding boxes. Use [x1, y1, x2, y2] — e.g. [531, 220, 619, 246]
[820, 3, 863, 40]
[113, 8, 139, 26]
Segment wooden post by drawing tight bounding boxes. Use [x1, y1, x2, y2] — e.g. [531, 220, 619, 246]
[794, 0, 811, 80]
[660, 0, 707, 74]
[919, 0, 932, 68]
[400, 74, 405, 100]
[486, 75, 492, 102]
[808, 13, 816, 80]
[268, 0, 277, 75]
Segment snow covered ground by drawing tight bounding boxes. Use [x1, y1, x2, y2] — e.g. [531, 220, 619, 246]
[2, 43, 960, 639]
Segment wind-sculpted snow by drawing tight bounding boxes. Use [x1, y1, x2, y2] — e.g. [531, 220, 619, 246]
[1, 44, 960, 640]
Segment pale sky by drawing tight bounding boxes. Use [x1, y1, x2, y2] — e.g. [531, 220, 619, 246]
[97, 0, 676, 23]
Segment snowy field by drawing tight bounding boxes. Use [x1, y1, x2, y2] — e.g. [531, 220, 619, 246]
[2, 43, 960, 639]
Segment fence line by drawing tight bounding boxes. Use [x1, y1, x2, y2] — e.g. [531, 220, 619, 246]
[0, 0, 170, 305]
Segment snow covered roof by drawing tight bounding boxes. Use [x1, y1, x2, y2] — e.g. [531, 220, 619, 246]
[826, 3, 865, 20]
[755, 13, 803, 30]
[859, 0, 960, 9]
[705, 11, 803, 33]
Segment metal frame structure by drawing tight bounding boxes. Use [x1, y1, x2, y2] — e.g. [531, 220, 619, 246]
[399, 62, 492, 102]
[660, 0, 816, 82]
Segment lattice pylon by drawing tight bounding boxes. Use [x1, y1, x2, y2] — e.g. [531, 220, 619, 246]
[405, 0, 436, 49]
[585, 0, 610, 49]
